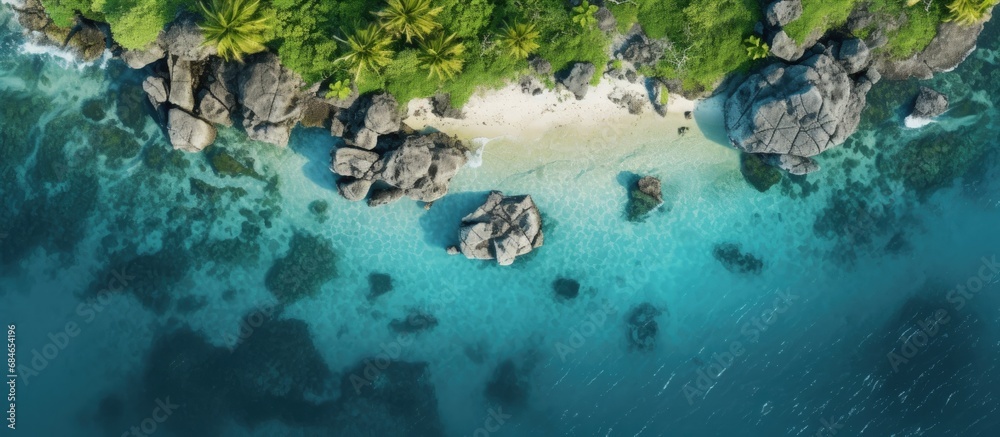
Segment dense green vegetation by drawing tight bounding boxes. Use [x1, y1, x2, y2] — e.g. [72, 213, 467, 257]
[42, 0, 192, 49]
[199, 0, 272, 62]
[608, 0, 761, 92]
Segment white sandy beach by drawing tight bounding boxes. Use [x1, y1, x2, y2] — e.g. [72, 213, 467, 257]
[404, 75, 699, 142]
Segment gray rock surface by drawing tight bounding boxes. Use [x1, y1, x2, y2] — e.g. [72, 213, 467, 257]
[910, 86, 949, 119]
[637, 176, 664, 203]
[595, 7, 617, 32]
[725, 41, 874, 162]
[167, 57, 195, 111]
[878, 21, 986, 80]
[620, 32, 663, 67]
[763, 154, 820, 175]
[770, 31, 805, 62]
[163, 14, 216, 61]
[337, 179, 374, 202]
[766, 0, 803, 27]
[331, 147, 382, 180]
[197, 60, 239, 126]
[329, 132, 468, 203]
[336, 93, 401, 149]
[558, 62, 595, 100]
[459, 191, 544, 266]
[530, 57, 552, 75]
[238, 53, 304, 147]
[836, 38, 870, 74]
[379, 133, 468, 202]
[122, 40, 166, 69]
[142, 76, 169, 109]
[167, 109, 217, 153]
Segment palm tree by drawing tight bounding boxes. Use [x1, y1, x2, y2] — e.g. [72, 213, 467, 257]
[374, 0, 444, 43]
[499, 22, 541, 60]
[198, 0, 272, 63]
[945, 0, 999, 25]
[335, 24, 395, 82]
[572, 0, 598, 28]
[417, 32, 465, 80]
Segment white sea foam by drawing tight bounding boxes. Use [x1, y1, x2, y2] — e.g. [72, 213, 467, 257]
[19, 38, 111, 70]
[903, 115, 935, 129]
[464, 137, 496, 168]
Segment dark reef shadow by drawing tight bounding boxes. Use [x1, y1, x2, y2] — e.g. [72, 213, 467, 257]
[616, 170, 640, 191]
[289, 127, 340, 192]
[418, 191, 491, 249]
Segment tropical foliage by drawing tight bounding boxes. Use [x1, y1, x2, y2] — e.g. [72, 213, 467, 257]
[499, 22, 541, 59]
[572, 0, 599, 28]
[325, 79, 353, 100]
[336, 24, 395, 82]
[41, 0, 190, 49]
[945, 0, 999, 24]
[416, 32, 466, 80]
[744, 35, 769, 60]
[374, 0, 444, 43]
[198, 0, 272, 62]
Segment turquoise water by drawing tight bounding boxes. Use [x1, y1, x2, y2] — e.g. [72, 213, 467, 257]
[1, 6, 999, 436]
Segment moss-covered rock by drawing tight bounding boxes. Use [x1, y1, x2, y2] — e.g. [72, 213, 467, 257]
[81, 99, 106, 121]
[885, 126, 990, 196]
[712, 243, 764, 275]
[265, 233, 338, 304]
[188, 178, 248, 202]
[740, 153, 782, 192]
[88, 123, 141, 168]
[207, 147, 264, 180]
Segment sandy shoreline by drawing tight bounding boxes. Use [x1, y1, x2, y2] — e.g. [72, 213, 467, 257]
[404, 75, 699, 142]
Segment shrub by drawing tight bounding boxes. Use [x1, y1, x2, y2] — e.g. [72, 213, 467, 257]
[744, 35, 769, 60]
[572, 0, 598, 28]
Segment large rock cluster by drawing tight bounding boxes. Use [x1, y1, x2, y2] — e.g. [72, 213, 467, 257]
[330, 130, 468, 205]
[9, 0, 108, 61]
[454, 191, 544, 266]
[725, 39, 880, 174]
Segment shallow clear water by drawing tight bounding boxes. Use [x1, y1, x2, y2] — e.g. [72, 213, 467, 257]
[1, 6, 999, 437]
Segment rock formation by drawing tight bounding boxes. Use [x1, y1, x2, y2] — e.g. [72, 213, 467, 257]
[908, 86, 950, 120]
[558, 62, 596, 100]
[167, 109, 217, 153]
[626, 303, 662, 351]
[330, 132, 467, 204]
[725, 39, 880, 174]
[627, 176, 664, 221]
[456, 191, 544, 266]
[766, 0, 803, 28]
[237, 53, 305, 147]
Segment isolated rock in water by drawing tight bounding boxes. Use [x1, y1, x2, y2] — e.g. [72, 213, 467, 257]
[627, 176, 664, 221]
[553, 277, 581, 300]
[595, 7, 617, 32]
[766, 0, 803, 27]
[910, 86, 949, 120]
[836, 38, 871, 74]
[626, 303, 662, 351]
[167, 57, 195, 111]
[763, 153, 820, 175]
[558, 62, 596, 100]
[167, 109, 217, 153]
[459, 191, 544, 266]
[331, 147, 382, 180]
[378, 133, 467, 202]
[142, 76, 169, 109]
[726, 42, 874, 164]
[238, 52, 304, 146]
[163, 14, 216, 61]
[337, 178, 374, 202]
[712, 243, 764, 275]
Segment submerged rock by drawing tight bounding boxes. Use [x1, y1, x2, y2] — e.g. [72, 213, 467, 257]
[740, 153, 783, 192]
[485, 359, 530, 406]
[626, 303, 662, 351]
[627, 176, 664, 221]
[553, 277, 581, 300]
[712, 243, 765, 275]
[389, 309, 439, 334]
[264, 233, 338, 303]
[458, 191, 545, 266]
[726, 39, 877, 170]
[763, 153, 820, 175]
[558, 62, 596, 100]
[167, 109, 216, 153]
[334, 360, 444, 436]
[368, 272, 393, 300]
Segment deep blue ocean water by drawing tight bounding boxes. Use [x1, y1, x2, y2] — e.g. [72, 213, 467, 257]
[1, 6, 999, 437]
